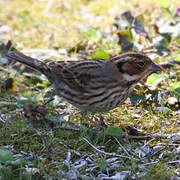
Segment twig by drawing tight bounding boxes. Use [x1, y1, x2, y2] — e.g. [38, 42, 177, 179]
[83, 137, 131, 160]
[142, 161, 159, 166]
[0, 101, 17, 106]
[143, 160, 180, 166]
[60, 122, 80, 132]
[57, 124, 174, 141]
[166, 160, 180, 164]
[140, 144, 168, 161]
[114, 137, 131, 157]
[143, 138, 156, 147]
[125, 133, 170, 140]
[43, 98, 54, 105]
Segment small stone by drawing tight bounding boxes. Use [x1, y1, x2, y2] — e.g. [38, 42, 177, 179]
[171, 133, 180, 141]
[0, 25, 12, 34]
[168, 97, 178, 105]
[156, 107, 171, 113]
[110, 171, 131, 180]
[25, 168, 39, 175]
[74, 159, 87, 169]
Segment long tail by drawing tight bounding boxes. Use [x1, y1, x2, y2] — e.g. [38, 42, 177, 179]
[5, 52, 48, 73]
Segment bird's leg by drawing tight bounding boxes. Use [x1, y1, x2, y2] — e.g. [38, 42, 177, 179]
[81, 111, 99, 126]
[92, 113, 108, 127]
[81, 111, 87, 119]
[99, 113, 108, 127]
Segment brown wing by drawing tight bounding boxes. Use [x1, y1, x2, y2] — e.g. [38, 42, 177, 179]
[44, 59, 116, 92]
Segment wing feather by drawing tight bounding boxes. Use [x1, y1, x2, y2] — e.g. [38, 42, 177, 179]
[45, 59, 109, 91]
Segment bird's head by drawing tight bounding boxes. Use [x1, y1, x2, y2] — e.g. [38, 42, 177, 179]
[112, 53, 162, 84]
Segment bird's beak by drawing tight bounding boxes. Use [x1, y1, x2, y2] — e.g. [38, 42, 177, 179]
[149, 62, 163, 73]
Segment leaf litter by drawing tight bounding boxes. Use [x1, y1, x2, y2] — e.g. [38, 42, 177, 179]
[0, 0, 180, 179]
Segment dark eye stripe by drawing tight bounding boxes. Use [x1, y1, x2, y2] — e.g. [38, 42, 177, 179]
[117, 62, 125, 73]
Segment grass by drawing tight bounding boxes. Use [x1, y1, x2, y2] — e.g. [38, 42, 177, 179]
[0, 0, 180, 179]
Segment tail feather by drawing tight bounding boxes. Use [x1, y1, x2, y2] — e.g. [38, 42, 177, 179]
[5, 52, 46, 73]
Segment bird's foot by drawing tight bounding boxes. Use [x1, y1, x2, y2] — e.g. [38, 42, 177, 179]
[97, 113, 108, 127]
[80, 111, 108, 127]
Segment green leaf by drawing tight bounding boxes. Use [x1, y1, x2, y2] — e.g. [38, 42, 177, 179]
[146, 73, 164, 84]
[159, 0, 169, 8]
[86, 28, 102, 39]
[155, 39, 169, 53]
[175, 55, 180, 62]
[0, 149, 26, 167]
[6, 159, 26, 167]
[151, 90, 160, 102]
[117, 29, 134, 51]
[23, 73, 43, 85]
[0, 167, 14, 180]
[98, 161, 108, 171]
[134, 15, 152, 42]
[105, 126, 123, 138]
[0, 149, 13, 163]
[17, 98, 28, 108]
[161, 33, 171, 43]
[170, 82, 180, 98]
[173, 88, 180, 98]
[155, 33, 171, 53]
[170, 82, 180, 91]
[91, 49, 109, 59]
[129, 93, 146, 105]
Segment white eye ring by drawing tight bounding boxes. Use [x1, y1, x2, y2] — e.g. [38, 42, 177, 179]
[137, 61, 144, 67]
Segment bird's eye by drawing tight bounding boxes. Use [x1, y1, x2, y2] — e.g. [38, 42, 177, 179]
[137, 61, 144, 67]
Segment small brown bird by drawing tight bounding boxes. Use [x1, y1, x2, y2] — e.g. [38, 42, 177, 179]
[5, 52, 161, 117]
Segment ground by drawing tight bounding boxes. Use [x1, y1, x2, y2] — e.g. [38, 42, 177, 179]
[0, 0, 179, 179]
